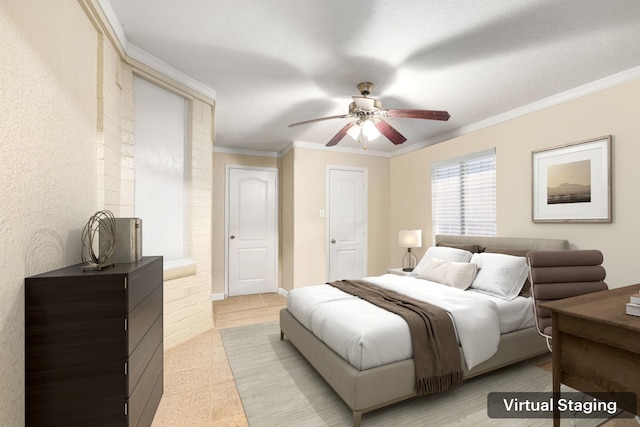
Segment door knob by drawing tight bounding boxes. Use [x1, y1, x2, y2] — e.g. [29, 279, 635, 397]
[230, 235, 236, 239]
[331, 239, 336, 244]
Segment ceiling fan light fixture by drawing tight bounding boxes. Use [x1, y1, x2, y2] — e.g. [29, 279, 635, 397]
[352, 96, 376, 111]
[288, 81, 449, 148]
[362, 119, 380, 140]
[347, 124, 361, 141]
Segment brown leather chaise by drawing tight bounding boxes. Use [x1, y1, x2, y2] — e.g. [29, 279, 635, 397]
[527, 249, 608, 351]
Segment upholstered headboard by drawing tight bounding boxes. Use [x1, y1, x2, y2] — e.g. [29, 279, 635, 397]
[435, 234, 569, 252]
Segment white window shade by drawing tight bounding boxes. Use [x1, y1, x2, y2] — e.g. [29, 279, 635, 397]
[134, 76, 187, 261]
[431, 149, 496, 237]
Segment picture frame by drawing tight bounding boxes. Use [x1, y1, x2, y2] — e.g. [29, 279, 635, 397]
[532, 135, 612, 223]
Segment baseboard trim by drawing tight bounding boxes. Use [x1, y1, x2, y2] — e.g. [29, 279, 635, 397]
[211, 289, 287, 300]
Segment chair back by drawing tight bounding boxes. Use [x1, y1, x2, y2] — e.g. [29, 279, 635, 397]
[526, 250, 608, 346]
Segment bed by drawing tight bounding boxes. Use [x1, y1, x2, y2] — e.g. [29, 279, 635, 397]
[279, 234, 569, 426]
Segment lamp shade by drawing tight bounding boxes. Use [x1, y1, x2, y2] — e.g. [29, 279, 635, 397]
[353, 96, 375, 110]
[347, 124, 361, 140]
[398, 229, 422, 248]
[361, 119, 380, 140]
[347, 119, 381, 142]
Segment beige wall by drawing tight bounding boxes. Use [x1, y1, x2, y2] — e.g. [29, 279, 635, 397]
[163, 96, 214, 348]
[4, 2, 639, 423]
[95, 7, 216, 349]
[212, 147, 390, 293]
[292, 147, 390, 287]
[1, 1, 98, 423]
[390, 78, 640, 288]
[1, 1, 215, 422]
[92, 3, 217, 350]
[280, 149, 295, 290]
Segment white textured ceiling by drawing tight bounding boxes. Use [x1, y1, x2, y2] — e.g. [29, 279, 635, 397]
[105, 0, 640, 154]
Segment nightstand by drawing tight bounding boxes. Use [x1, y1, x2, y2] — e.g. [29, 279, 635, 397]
[387, 268, 413, 276]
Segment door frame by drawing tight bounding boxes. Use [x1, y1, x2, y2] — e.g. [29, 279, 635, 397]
[224, 164, 279, 297]
[325, 165, 368, 281]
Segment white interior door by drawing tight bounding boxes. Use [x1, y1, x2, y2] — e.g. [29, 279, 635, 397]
[327, 167, 367, 281]
[227, 166, 277, 296]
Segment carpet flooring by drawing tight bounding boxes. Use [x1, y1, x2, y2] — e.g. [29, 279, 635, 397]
[221, 321, 616, 427]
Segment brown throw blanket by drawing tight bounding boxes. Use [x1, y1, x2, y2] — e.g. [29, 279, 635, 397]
[327, 279, 464, 396]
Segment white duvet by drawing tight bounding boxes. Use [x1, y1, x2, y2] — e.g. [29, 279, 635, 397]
[287, 274, 534, 371]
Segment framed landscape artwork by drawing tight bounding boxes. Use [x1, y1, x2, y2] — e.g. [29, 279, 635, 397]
[532, 135, 612, 223]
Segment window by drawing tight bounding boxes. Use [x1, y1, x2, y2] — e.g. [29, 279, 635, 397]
[134, 76, 187, 261]
[431, 148, 496, 236]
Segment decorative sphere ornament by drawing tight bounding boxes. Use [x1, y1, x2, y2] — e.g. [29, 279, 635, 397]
[81, 210, 116, 270]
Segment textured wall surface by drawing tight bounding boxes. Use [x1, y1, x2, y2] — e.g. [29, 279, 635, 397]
[1, 1, 215, 423]
[0, 1, 98, 424]
[163, 97, 214, 349]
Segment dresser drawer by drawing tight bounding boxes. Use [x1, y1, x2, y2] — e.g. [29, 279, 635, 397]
[128, 284, 162, 354]
[128, 313, 163, 395]
[127, 343, 163, 427]
[127, 257, 163, 311]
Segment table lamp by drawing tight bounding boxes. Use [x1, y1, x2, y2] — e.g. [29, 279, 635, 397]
[398, 229, 422, 272]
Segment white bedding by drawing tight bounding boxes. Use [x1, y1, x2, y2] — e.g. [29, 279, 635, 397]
[466, 289, 535, 334]
[287, 274, 534, 371]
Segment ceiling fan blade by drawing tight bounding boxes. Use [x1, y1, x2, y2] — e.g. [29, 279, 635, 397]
[288, 114, 351, 127]
[384, 109, 450, 121]
[326, 122, 356, 146]
[374, 121, 407, 145]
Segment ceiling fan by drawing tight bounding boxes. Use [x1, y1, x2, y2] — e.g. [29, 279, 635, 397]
[288, 82, 450, 148]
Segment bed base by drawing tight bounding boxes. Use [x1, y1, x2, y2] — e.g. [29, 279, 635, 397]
[279, 234, 567, 426]
[280, 308, 548, 427]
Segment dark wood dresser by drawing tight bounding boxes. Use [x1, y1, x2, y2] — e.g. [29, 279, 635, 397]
[25, 256, 163, 427]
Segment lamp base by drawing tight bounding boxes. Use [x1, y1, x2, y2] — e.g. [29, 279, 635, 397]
[402, 249, 417, 272]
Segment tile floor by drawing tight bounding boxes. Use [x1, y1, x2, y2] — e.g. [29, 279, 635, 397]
[150, 292, 636, 426]
[150, 293, 287, 427]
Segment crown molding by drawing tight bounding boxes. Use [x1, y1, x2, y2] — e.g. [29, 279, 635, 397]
[93, 0, 640, 159]
[96, 0, 216, 101]
[212, 146, 280, 158]
[279, 142, 294, 157]
[127, 44, 216, 100]
[95, 0, 127, 54]
[291, 141, 392, 158]
[212, 140, 393, 158]
[392, 65, 640, 157]
[289, 65, 640, 159]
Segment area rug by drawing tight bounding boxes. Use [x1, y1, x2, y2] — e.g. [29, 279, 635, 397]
[220, 322, 614, 426]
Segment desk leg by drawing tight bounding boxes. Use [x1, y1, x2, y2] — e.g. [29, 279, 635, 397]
[552, 311, 561, 427]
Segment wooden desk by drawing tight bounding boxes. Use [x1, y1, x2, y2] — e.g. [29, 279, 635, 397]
[540, 284, 640, 426]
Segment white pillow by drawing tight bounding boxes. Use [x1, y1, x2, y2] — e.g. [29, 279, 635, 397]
[418, 258, 478, 290]
[469, 252, 529, 300]
[412, 246, 473, 276]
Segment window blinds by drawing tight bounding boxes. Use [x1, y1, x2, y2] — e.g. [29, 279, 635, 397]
[431, 149, 496, 236]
